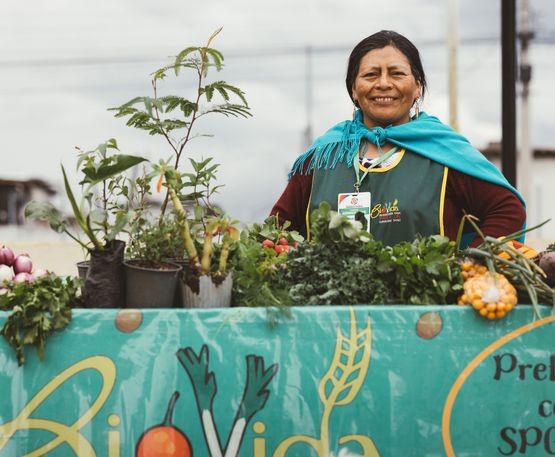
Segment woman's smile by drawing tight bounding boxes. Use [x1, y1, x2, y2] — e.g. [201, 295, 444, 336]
[370, 96, 398, 103]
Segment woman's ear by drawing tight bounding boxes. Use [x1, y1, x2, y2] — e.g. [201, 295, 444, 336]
[414, 81, 422, 101]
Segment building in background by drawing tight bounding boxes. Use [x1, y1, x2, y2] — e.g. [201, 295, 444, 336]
[0, 178, 56, 226]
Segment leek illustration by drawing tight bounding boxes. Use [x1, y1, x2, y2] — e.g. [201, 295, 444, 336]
[176, 345, 278, 457]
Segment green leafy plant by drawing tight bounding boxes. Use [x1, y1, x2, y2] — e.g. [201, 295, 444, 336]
[109, 29, 252, 278]
[25, 139, 147, 252]
[230, 217, 301, 309]
[0, 275, 82, 365]
[152, 161, 240, 284]
[126, 216, 185, 268]
[273, 202, 463, 306]
[109, 28, 251, 216]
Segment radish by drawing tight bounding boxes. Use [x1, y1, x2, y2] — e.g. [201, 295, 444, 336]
[13, 254, 33, 274]
[0, 265, 13, 283]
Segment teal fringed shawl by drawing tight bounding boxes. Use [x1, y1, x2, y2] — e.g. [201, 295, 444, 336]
[289, 110, 525, 208]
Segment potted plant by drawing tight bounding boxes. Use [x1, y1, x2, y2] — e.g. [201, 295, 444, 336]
[109, 27, 250, 217]
[148, 164, 238, 308]
[25, 139, 147, 308]
[107, 29, 251, 307]
[124, 214, 185, 308]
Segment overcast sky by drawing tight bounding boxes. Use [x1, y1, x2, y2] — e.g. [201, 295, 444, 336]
[1, 0, 554, 226]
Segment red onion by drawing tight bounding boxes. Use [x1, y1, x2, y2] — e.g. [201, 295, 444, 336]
[0, 246, 15, 266]
[13, 272, 33, 284]
[14, 254, 33, 274]
[0, 265, 13, 283]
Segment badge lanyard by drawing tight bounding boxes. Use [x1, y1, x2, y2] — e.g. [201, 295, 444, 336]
[353, 146, 399, 192]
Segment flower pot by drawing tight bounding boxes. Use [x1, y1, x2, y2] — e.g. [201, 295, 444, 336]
[76, 260, 90, 295]
[84, 240, 126, 308]
[76, 260, 90, 281]
[163, 257, 188, 308]
[124, 260, 182, 308]
[181, 273, 232, 308]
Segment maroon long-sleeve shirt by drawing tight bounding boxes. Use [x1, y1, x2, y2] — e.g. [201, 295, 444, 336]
[271, 167, 526, 246]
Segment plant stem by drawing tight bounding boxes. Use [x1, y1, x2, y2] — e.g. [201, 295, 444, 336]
[168, 187, 199, 265]
[218, 237, 230, 274]
[63, 230, 90, 251]
[174, 35, 215, 171]
[152, 79, 180, 218]
[102, 180, 108, 240]
[201, 231, 214, 274]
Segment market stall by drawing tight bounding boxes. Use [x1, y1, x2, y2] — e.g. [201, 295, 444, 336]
[1, 305, 554, 457]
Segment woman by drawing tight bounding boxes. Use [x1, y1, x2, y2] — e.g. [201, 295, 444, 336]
[271, 30, 525, 246]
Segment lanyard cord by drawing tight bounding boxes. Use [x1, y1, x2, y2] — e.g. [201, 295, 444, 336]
[354, 144, 399, 192]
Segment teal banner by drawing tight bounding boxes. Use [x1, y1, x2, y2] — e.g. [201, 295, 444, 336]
[1, 305, 554, 456]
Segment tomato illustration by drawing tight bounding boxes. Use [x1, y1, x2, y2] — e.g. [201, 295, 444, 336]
[136, 391, 192, 457]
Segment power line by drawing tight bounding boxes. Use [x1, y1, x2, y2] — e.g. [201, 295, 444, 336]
[1, 36, 554, 69]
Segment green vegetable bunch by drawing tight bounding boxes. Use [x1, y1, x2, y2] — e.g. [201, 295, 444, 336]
[273, 202, 463, 306]
[0, 275, 82, 365]
[229, 216, 302, 309]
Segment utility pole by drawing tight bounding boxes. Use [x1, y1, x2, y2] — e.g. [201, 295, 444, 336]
[448, 0, 459, 131]
[501, 0, 517, 186]
[302, 45, 313, 150]
[518, 0, 534, 211]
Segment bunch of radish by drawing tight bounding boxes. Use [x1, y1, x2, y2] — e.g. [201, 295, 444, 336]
[0, 245, 49, 286]
[261, 237, 298, 255]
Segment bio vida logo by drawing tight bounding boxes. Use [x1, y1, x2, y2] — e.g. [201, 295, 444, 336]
[0, 308, 381, 457]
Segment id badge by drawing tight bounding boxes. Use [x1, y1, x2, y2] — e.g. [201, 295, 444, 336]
[337, 192, 371, 232]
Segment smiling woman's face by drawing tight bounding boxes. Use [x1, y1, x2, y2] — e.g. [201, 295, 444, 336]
[351, 45, 421, 129]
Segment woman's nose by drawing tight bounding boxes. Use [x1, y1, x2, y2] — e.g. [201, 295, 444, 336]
[376, 73, 392, 88]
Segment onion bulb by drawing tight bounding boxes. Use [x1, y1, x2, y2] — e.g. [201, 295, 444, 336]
[14, 255, 33, 274]
[13, 272, 33, 284]
[0, 246, 15, 266]
[0, 265, 13, 283]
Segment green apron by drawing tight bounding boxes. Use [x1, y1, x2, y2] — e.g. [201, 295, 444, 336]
[307, 149, 448, 245]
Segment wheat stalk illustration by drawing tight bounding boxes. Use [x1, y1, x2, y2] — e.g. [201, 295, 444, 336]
[270, 307, 379, 457]
[317, 307, 372, 454]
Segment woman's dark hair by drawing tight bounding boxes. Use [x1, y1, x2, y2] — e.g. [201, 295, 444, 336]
[346, 30, 427, 103]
